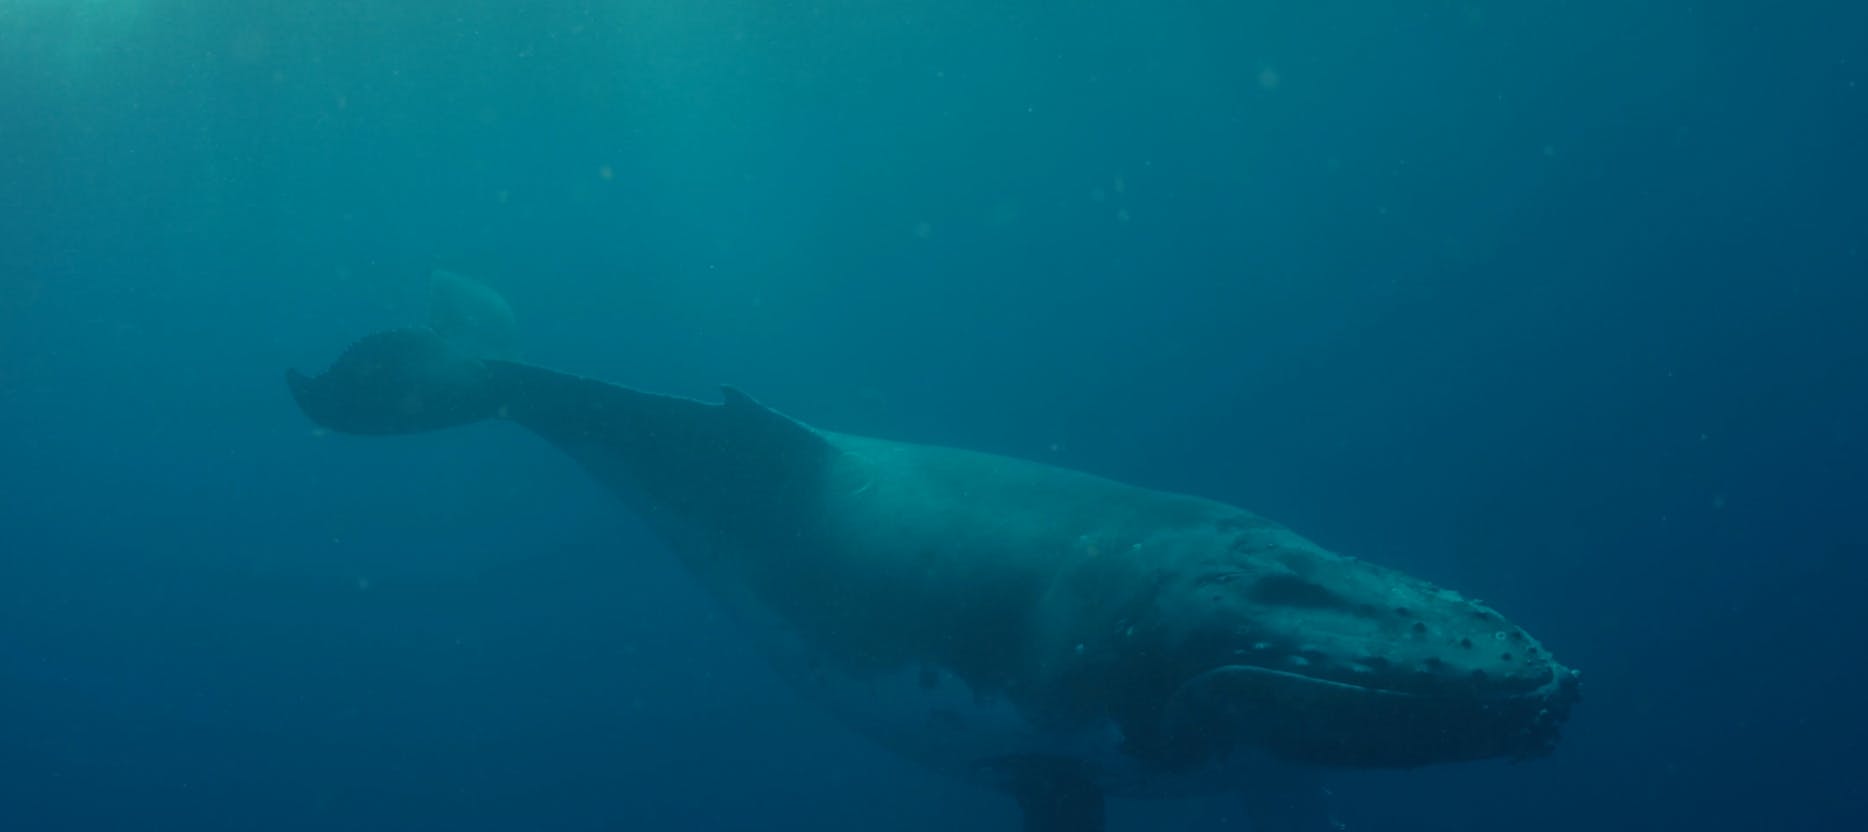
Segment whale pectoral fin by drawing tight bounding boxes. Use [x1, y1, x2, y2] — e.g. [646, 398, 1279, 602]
[1010, 765, 1105, 832]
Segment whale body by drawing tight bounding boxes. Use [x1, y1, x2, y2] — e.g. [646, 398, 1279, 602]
[285, 291, 1579, 831]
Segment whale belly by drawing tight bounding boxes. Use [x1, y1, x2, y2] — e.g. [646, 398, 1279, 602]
[684, 537, 1247, 798]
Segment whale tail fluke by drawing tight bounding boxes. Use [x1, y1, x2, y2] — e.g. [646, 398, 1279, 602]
[288, 271, 524, 436]
[286, 327, 506, 436]
[427, 269, 519, 361]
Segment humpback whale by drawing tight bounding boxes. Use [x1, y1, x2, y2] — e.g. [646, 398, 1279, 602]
[285, 275, 1579, 831]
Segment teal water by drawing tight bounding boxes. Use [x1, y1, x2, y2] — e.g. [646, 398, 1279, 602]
[3, 2, 1864, 830]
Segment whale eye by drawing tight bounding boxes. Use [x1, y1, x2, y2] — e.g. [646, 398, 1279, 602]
[1198, 570, 1248, 586]
[1249, 574, 1346, 609]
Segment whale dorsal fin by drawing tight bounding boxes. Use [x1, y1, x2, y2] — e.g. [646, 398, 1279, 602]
[719, 385, 833, 463]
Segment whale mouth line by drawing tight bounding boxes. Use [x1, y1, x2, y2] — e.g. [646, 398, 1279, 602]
[1180, 662, 1567, 705]
[1162, 661, 1580, 766]
[1160, 664, 1409, 735]
[1201, 664, 1413, 698]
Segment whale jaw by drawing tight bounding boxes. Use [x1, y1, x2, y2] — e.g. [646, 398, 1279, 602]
[1159, 656, 1581, 769]
[1099, 518, 1583, 772]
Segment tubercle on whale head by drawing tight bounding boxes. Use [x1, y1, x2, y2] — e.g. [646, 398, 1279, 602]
[1077, 514, 1581, 769]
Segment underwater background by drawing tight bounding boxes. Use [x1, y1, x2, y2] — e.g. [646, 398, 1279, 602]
[2, 1, 1863, 830]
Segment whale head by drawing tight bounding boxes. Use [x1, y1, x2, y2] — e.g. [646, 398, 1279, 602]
[1096, 515, 1580, 770]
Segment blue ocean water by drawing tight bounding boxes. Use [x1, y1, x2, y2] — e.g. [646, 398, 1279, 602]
[2, 1, 1863, 830]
